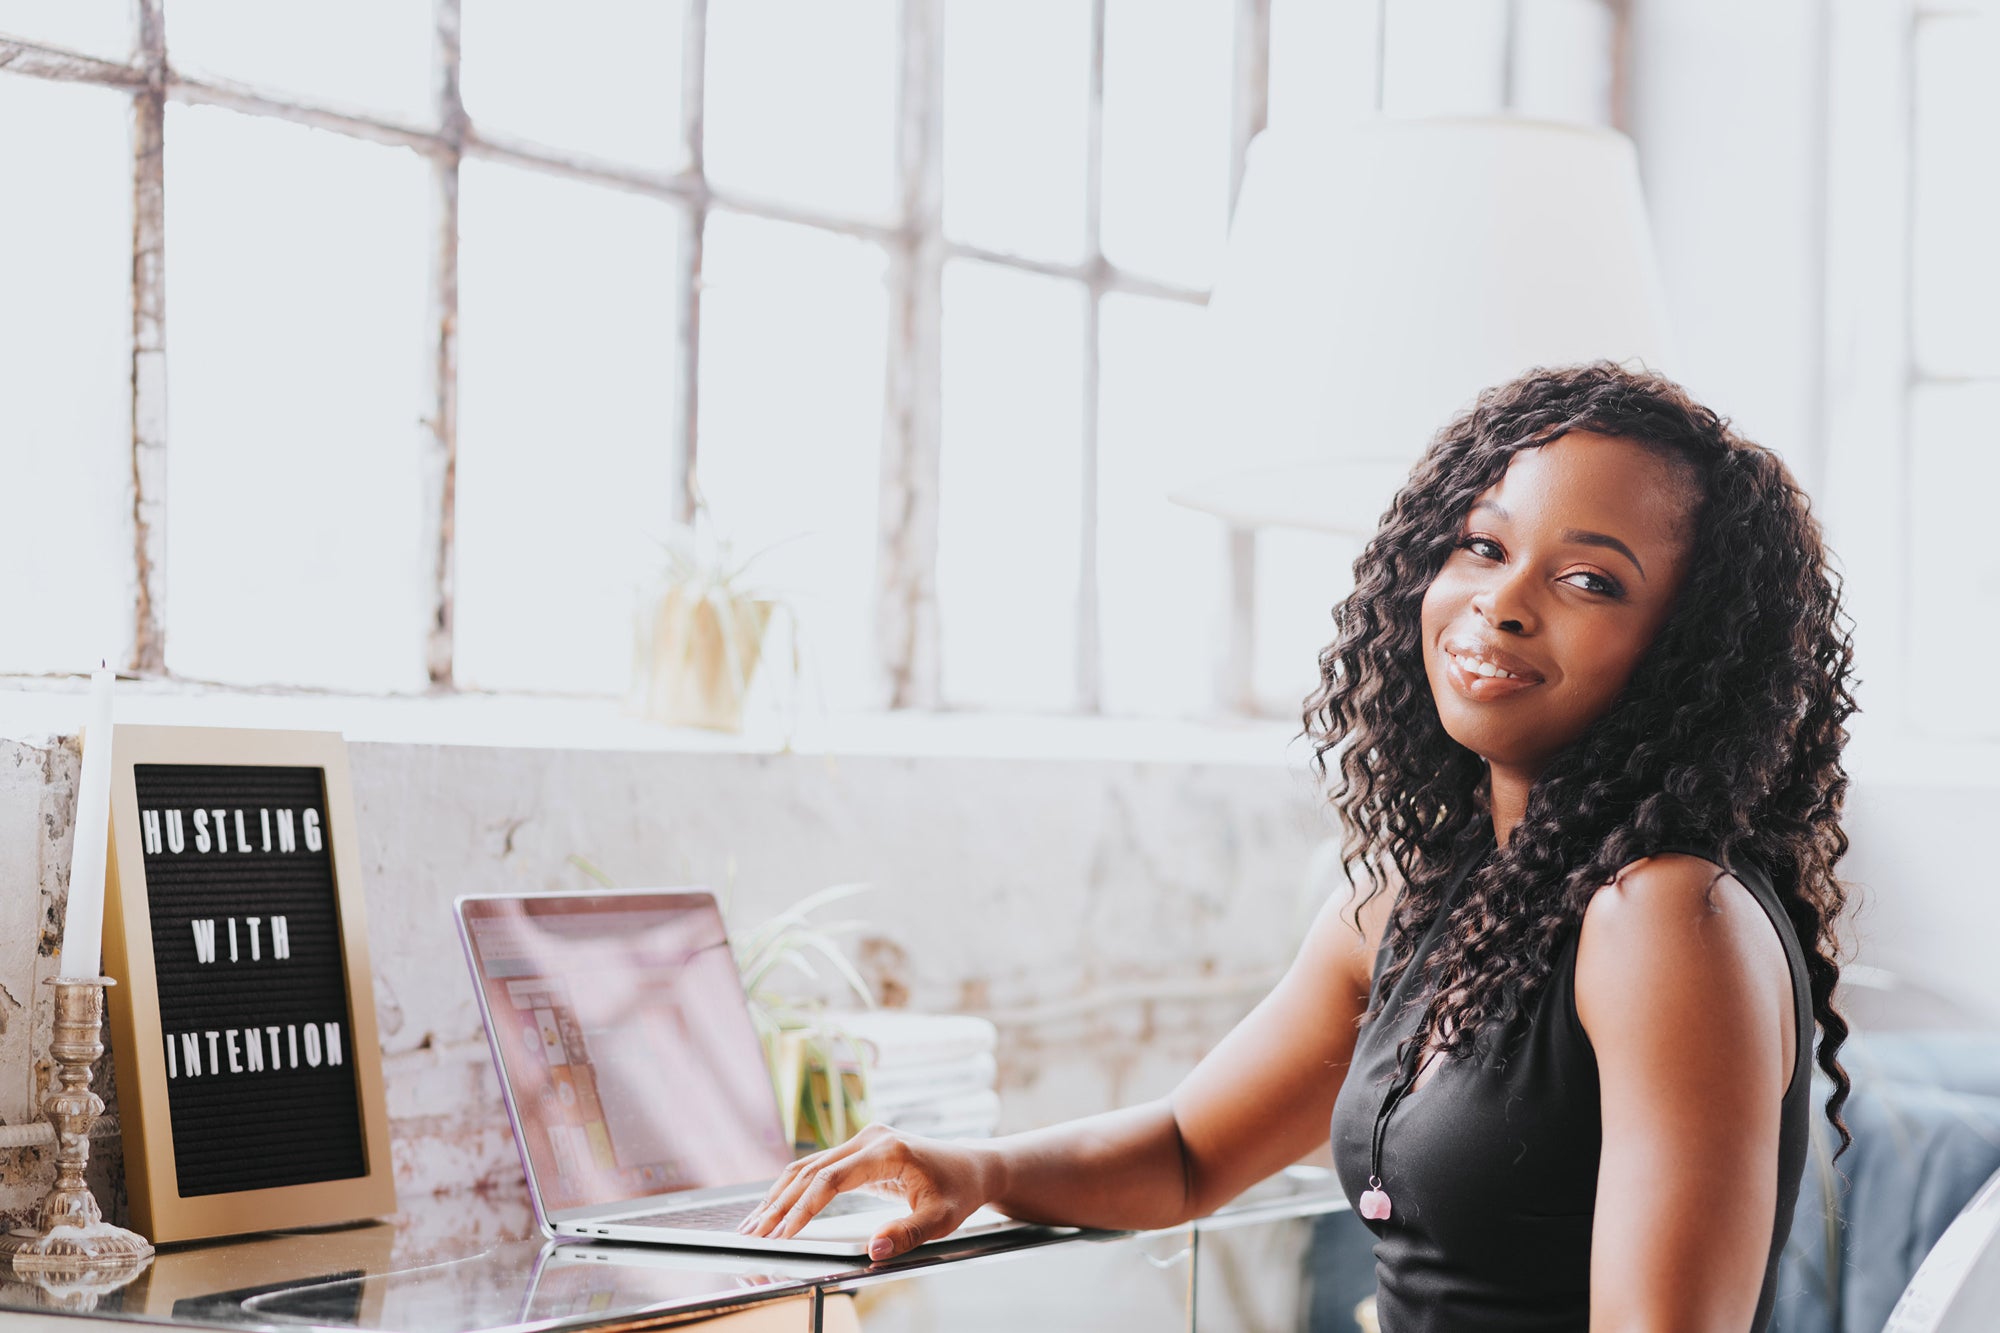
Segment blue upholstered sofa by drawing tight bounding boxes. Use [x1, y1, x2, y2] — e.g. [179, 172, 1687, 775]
[1771, 1031, 2000, 1332]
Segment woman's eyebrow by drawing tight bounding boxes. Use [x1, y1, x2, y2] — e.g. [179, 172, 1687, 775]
[1466, 502, 1647, 580]
[1561, 529, 1646, 581]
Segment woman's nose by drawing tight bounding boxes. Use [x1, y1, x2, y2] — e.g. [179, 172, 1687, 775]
[1471, 568, 1538, 635]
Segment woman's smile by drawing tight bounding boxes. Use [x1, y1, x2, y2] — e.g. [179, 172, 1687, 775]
[1438, 635, 1546, 700]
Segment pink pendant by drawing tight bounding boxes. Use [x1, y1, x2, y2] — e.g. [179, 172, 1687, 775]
[1359, 1188, 1392, 1220]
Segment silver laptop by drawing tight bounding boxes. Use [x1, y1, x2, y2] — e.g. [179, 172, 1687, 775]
[454, 888, 1026, 1256]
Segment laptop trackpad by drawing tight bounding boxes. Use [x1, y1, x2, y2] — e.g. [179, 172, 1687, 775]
[795, 1202, 1016, 1242]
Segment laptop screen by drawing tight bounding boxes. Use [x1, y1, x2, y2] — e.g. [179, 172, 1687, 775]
[458, 892, 793, 1213]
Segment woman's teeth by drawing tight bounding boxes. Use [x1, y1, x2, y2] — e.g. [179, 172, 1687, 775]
[1451, 652, 1518, 680]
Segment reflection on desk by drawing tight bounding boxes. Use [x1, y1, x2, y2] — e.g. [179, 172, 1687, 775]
[0, 1224, 399, 1322]
[0, 1165, 1349, 1332]
[243, 1238, 840, 1332]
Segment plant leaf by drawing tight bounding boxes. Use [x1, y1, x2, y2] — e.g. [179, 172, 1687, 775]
[566, 854, 619, 889]
[798, 933, 876, 1008]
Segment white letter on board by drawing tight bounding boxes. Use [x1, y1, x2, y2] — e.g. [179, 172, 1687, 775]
[226, 1029, 242, 1074]
[272, 915, 290, 960]
[166, 808, 185, 854]
[142, 809, 162, 855]
[277, 809, 296, 853]
[234, 809, 251, 854]
[267, 1026, 282, 1068]
[303, 808, 322, 853]
[244, 1028, 263, 1072]
[181, 1032, 202, 1077]
[260, 807, 272, 852]
[303, 1023, 322, 1067]
[213, 809, 229, 853]
[324, 1022, 343, 1067]
[287, 1024, 298, 1067]
[166, 1032, 177, 1079]
[228, 918, 238, 963]
[205, 1031, 221, 1073]
[246, 917, 261, 961]
[191, 919, 217, 965]
[193, 809, 211, 853]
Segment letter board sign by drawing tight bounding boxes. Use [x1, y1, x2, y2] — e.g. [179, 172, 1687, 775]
[102, 727, 394, 1243]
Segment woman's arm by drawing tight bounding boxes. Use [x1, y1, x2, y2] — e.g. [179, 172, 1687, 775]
[742, 872, 1393, 1254]
[993, 875, 1392, 1228]
[1577, 854, 1796, 1333]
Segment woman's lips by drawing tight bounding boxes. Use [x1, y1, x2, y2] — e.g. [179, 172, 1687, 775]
[1440, 649, 1542, 701]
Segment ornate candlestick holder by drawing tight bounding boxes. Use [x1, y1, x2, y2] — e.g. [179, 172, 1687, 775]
[0, 977, 153, 1274]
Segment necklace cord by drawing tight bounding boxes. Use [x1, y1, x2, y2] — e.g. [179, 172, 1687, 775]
[1365, 842, 1491, 1193]
[1369, 1037, 1425, 1183]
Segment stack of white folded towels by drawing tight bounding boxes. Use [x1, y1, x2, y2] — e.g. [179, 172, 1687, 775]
[824, 1010, 1000, 1139]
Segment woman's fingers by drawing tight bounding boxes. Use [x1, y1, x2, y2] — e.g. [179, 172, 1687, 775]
[744, 1138, 891, 1237]
[741, 1129, 883, 1234]
[769, 1143, 904, 1238]
[740, 1157, 815, 1233]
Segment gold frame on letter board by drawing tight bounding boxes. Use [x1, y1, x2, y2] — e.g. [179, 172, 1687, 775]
[100, 725, 394, 1243]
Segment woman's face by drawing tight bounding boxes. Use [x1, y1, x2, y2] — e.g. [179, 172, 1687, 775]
[1418, 431, 1699, 776]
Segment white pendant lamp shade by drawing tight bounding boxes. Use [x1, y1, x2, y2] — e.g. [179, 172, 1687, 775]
[1181, 116, 1676, 534]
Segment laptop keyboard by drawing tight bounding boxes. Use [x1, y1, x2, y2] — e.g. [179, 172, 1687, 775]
[615, 1192, 891, 1232]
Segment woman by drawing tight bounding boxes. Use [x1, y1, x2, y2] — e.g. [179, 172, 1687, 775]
[741, 362, 1855, 1331]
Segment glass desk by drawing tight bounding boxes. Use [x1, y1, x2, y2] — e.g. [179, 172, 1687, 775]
[0, 1167, 1354, 1333]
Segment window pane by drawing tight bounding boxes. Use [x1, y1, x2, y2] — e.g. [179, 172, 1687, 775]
[1912, 12, 2000, 379]
[943, 0, 1090, 263]
[168, 0, 434, 125]
[164, 106, 431, 690]
[1100, 0, 1234, 289]
[461, 0, 684, 171]
[1513, 0, 1615, 126]
[938, 261, 1086, 710]
[455, 161, 680, 695]
[1910, 382, 2000, 738]
[0, 78, 133, 673]
[705, 0, 899, 222]
[1383, 0, 1507, 116]
[0, 1, 132, 60]
[1098, 294, 1226, 716]
[696, 214, 888, 713]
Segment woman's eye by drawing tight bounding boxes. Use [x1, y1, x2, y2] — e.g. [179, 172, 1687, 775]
[1459, 536, 1503, 561]
[1562, 570, 1623, 597]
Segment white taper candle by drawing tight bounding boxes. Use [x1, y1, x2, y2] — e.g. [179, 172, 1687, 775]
[59, 663, 116, 979]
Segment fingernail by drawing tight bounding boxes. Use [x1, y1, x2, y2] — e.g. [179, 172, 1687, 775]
[869, 1239, 892, 1260]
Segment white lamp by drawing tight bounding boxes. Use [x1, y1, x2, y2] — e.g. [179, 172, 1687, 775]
[1176, 115, 1676, 535]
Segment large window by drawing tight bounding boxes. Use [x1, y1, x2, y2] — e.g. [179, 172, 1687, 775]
[0, 0, 1618, 720]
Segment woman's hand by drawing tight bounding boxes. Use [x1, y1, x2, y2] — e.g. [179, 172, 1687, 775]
[737, 1123, 1005, 1261]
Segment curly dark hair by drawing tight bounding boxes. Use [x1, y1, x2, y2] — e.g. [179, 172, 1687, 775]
[1302, 359, 1856, 1157]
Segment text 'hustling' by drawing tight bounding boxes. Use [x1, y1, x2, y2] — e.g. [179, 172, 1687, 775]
[139, 805, 322, 856]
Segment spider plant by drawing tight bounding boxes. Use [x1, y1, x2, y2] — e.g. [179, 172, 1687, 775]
[733, 881, 879, 1151]
[628, 507, 802, 734]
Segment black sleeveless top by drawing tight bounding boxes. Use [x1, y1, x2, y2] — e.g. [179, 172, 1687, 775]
[1329, 842, 1815, 1331]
